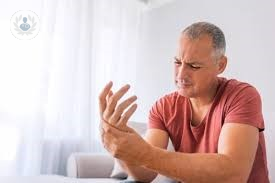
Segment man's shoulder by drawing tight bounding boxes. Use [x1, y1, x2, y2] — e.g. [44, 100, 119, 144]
[157, 91, 185, 104]
[162, 91, 180, 99]
[219, 77, 259, 96]
[218, 77, 261, 105]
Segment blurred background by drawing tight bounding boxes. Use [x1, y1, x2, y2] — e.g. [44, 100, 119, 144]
[0, 0, 274, 181]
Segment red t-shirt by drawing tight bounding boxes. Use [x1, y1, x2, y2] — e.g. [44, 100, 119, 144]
[148, 77, 269, 183]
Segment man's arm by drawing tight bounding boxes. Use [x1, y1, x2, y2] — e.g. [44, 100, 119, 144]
[118, 128, 169, 182]
[141, 123, 259, 183]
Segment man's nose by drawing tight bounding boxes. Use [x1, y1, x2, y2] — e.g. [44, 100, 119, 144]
[177, 63, 189, 78]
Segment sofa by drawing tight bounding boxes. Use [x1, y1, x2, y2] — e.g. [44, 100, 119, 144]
[67, 121, 177, 183]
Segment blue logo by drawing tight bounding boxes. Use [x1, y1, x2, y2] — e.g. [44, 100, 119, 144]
[11, 10, 40, 40]
[20, 17, 31, 31]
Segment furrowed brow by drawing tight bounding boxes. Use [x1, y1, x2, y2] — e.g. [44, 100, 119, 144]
[175, 58, 202, 65]
[186, 61, 203, 65]
[174, 56, 181, 61]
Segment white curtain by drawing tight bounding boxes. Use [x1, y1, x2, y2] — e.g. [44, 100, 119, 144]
[0, 0, 143, 176]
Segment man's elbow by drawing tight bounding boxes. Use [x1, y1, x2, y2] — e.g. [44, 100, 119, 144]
[122, 164, 158, 183]
[217, 156, 251, 183]
[225, 163, 250, 183]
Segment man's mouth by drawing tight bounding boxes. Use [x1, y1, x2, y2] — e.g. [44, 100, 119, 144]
[176, 80, 192, 88]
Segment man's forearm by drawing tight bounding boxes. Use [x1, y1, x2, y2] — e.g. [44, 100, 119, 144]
[143, 146, 245, 183]
[118, 159, 157, 182]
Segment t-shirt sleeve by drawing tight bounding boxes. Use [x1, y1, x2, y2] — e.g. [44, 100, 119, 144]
[224, 85, 265, 131]
[148, 98, 167, 131]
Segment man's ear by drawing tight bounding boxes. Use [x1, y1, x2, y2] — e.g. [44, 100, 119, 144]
[217, 56, 227, 74]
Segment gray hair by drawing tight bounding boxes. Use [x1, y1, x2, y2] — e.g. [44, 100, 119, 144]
[182, 22, 226, 60]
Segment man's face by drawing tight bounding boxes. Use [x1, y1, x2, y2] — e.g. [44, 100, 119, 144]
[174, 34, 220, 98]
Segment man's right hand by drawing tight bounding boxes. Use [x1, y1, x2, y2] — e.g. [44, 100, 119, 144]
[98, 81, 137, 132]
[98, 81, 162, 182]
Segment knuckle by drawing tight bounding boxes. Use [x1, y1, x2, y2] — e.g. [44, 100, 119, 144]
[105, 106, 111, 112]
[120, 115, 127, 122]
[105, 126, 112, 133]
[98, 94, 105, 101]
[108, 118, 115, 125]
[109, 115, 117, 123]
[116, 104, 124, 113]
[108, 97, 116, 104]
[102, 113, 108, 121]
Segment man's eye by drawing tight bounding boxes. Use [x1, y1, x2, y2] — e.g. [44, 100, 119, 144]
[174, 61, 182, 65]
[190, 65, 201, 69]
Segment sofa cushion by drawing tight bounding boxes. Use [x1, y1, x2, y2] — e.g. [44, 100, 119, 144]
[68, 153, 114, 178]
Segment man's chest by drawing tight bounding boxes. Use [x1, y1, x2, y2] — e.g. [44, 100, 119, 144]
[166, 109, 225, 153]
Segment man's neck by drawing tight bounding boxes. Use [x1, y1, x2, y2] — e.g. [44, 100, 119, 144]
[189, 78, 219, 109]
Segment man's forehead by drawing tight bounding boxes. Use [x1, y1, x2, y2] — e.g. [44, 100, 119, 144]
[177, 35, 213, 58]
[180, 32, 212, 41]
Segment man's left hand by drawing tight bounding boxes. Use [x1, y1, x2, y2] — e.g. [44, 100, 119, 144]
[101, 120, 151, 166]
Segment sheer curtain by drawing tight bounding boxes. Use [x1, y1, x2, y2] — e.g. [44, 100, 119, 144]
[0, 0, 143, 176]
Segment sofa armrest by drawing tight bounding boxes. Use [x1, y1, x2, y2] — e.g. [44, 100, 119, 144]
[67, 153, 114, 178]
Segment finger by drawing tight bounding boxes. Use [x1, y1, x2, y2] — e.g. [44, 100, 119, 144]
[107, 90, 113, 102]
[118, 103, 138, 127]
[99, 81, 113, 117]
[109, 95, 137, 125]
[103, 84, 130, 120]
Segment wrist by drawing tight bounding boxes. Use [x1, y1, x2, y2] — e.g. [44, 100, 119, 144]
[141, 144, 158, 168]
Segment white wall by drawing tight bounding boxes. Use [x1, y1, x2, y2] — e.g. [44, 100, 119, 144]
[134, 0, 275, 181]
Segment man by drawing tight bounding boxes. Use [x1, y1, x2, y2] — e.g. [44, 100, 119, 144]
[99, 22, 269, 183]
